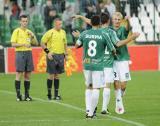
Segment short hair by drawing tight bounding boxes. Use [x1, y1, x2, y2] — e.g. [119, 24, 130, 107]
[112, 12, 123, 19]
[100, 12, 110, 24]
[91, 15, 100, 26]
[19, 15, 28, 20]
[54, 17, 61, 22]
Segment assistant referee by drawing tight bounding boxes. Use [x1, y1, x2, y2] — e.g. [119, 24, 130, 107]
[41, 18, 68, 100]
[11, 14, 38, 101]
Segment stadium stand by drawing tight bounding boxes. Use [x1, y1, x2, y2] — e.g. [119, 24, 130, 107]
[31, 14, 45, 43]
[10, 19, 20, 32]
[126, 1, 160, 43]
[0, 0, 160, 46]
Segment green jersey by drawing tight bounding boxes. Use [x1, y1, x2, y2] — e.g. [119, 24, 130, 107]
[101, 27, 120, 67]
[77, 28, 115, 71]
[111, 26, 130, 61]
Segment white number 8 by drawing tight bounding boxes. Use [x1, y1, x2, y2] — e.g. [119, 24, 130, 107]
[88, 40, 97, 57]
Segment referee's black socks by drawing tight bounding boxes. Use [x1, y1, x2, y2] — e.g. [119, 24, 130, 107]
[47, 79, 52, 96]
[24, 81, 30, 97]
[15, 80, 21, 97]
[54, 79, 59, 97]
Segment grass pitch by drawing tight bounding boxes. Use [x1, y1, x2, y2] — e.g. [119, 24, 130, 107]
[0, 71, 160, 126]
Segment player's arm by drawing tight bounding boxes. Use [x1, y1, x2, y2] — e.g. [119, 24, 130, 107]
[123, 16, 131, 32]
[12, 43, 31, 48]
[41, 31, 50, 50]
[41, 34, 47, 49]
[11, 42, 26, 47]
[32, 37, 38, 46]
[41, 32, 53, 60]
[75, 36, 83, 49]
[108, 29, 121, 45]
[72, 30, 83, 48]
[41, 41, 50, 54]
[75, 43, 82, 48]
[41, 43, 53, 60]
[75, 34, 83, 49]
[103, 32, 116, 53]
[72, 30, 80, 38]
[28, 31, 38, 46]
[73, 15, 91, 25]
[116, 32, 140, 47]
[41, 42, 47, 50]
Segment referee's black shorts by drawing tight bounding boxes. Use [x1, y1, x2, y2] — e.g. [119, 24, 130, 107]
[15, 51, 34, 72]
[46, 54, 65, 74]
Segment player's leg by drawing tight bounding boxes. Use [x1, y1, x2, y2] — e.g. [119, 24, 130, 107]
[89, 87, 100, 117]
[114, 61, 131, 113]
[115, 80, 127, 97]
[114, 80, 124, 114]
[83, 70, 92, 116]
[119, 61, 131, 97]
[85, 85, 92, 116]
[101, 84, 110, 114]
[114, 80, 122, 101]
[113, 61, 124, 114]
[53, 54, 65, 100]
[23, 51, 34, 101]
[87, 71, 104, 118]
[15, 72, 23, 101]
[121, 81, 127, 96]
[113, 61, 121, 97]
[53, 74, 61, 100]
[46, 54, 57, 100]
[15, 52, 25, 101]
[24, 72, 32, 101]
[47, 74, 54, 100]
[101, 68, 113, 114]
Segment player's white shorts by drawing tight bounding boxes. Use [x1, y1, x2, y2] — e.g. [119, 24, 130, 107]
[104, 67, 114, 83]
[83, 70, 105, 88]
[113, 61, 131, 82]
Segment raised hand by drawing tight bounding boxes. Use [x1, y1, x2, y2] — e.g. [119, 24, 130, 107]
[131, 32, 140, 40]
[72, 30, 80, 38]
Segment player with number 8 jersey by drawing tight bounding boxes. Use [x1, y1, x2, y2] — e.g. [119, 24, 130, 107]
[77, 28, 115, 71]
[75, 15, 115, 118]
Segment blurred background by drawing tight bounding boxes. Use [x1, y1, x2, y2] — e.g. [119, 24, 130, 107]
[0, 0, 160, 46]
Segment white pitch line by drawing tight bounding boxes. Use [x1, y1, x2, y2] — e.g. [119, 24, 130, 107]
[0, 118, 113, 123]
[0, 90, 145, 126]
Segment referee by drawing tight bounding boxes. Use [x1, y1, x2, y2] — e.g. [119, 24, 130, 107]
[11, 15, 38, 101]
[41, 18, 68, 100]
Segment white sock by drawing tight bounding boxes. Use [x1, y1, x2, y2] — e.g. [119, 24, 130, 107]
[88, 89, 99, 116]
[102, 88, 110, 111]
[85, 89, 92, 113]
[115, 89, 124, 112]
[115, 89, 121, 101]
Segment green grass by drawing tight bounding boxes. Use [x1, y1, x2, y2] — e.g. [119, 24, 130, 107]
[0, 71, 160, 126]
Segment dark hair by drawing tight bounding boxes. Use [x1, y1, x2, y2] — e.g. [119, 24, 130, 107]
[19, 15, 28, 20]
[91, 15, 100, 26]
[100, 12, 110, 24]
[54, 17, 61, 22]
